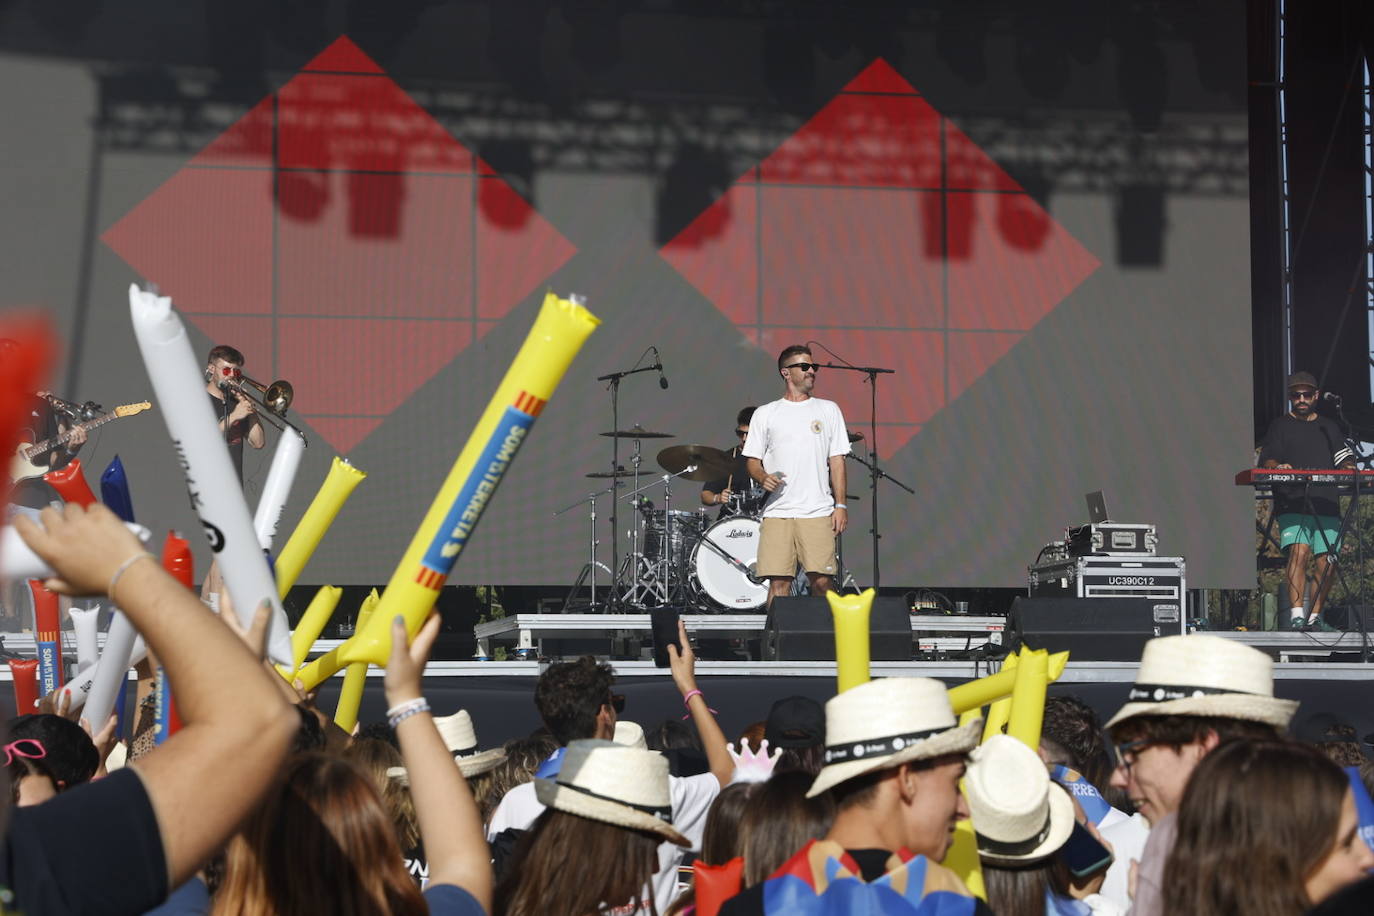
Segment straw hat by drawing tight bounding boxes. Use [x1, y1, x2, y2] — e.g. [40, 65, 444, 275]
[434, 709, 507, 777]
[535, 739, 689, 845]
[806, 677, 982, 798]
[387, 709, 505, 784]
[966, 735, 1075, 864]
[614, 720, 648, 750]
[1104, 634, 1298, 730]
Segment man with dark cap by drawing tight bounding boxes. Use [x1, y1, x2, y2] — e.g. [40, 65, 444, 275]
[1259, 370, 1355, 629]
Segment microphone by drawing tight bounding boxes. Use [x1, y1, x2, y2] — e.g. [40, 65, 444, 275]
[653, 347, 669, 389]
[1324, 391, 1343, 404]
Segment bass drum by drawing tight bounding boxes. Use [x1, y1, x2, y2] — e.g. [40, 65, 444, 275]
[690, 516, 769, 611]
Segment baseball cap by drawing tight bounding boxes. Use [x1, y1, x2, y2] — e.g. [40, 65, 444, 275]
[1287, 371, 1318, 391]
[764, 695, 825, 749]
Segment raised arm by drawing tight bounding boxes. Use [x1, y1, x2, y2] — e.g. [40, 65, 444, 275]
[14, 503, 296, 888]
[385, 614, 492, 911]
[668, 618, 733, 787]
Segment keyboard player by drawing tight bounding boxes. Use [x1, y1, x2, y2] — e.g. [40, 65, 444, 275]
[1258, 371, 1355, 630]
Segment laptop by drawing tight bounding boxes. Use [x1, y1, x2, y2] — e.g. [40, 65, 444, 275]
[1085, 491, 1110, 524]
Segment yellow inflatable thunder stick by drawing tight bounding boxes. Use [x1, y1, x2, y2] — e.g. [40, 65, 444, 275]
[827, 588, 876, 693]
[946, 649, 1069, 715]
[1005, 647, 1051, 749]
[944, 821, 986, 901]
[288, 586, 344, 673]
[295, 292, 600, 690]
[333, 589, 380, 734]
[276, 457, 368, 597]
[981, 650, 1019, 743]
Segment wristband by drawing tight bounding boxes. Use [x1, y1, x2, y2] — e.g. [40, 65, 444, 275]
[834, 504, 847, 510]
[108, 552, 157, 606]
[681, 688, 721, 720]
[386, 697, 427, 719]
[387, 697, 430, 728]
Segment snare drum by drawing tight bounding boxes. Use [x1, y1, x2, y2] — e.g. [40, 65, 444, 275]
[689, 516, 769, 611]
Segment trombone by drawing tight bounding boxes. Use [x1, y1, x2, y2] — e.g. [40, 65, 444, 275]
[225, 375, 308, 442]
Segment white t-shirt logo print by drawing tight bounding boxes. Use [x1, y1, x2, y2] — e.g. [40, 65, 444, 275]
[810, 419, 822, 434]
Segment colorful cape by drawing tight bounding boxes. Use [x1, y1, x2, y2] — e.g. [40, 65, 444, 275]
[759, 840, 979, 915]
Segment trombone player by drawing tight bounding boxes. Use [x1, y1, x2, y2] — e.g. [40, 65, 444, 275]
[204, 344, 264, 482]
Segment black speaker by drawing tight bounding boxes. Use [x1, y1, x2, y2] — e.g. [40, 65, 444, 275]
[763, 596, 913, 661]
[1007, 597, 1176, 661]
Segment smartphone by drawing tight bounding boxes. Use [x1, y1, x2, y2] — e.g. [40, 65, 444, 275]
[651, 606, 684, 668]
[1060, 821, 1113, 878]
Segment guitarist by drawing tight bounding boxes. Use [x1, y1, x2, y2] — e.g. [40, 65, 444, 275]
[27, 392, 87, 473]
[204, 344, 264, 483]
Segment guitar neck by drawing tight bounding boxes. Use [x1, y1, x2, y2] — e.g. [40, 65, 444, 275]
[22, 411, 118, 458]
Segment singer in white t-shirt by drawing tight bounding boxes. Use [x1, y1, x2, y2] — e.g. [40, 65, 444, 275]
[741, 345, 851, 608]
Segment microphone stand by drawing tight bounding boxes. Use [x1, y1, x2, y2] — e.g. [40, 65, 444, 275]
[1319, 395, 1371, 662]
[817, 362, 910, 590]
[596, 359, 660, 613]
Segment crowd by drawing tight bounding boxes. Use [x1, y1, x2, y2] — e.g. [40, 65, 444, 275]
[4, 502, 1374, 915]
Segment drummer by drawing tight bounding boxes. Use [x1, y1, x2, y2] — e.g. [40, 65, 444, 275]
[700, 406, 761, 519]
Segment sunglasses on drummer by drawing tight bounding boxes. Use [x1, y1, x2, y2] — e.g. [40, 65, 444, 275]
[785, 362, 821, 373]
[735, 428, 749, 438]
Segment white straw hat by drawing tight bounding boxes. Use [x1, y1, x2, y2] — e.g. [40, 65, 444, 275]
[1104, 634, 1298, 730]
[966, 735, 1075, 864]
[386, 709, 506, 784]
[806, 677, 982, 798]
[434, 709, 507, 777]
[614, 720, 648, 750]
[535, 739, 689, 846]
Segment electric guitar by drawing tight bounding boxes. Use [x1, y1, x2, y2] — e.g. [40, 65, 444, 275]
[11, 401, 153, 482]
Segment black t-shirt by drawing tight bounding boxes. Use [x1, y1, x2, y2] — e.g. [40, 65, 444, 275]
[717, 848, 995, 916]
[702, 446, 764, 519]
[1258, 413, 1354, 517]
[208, 392, 249, 481]
[0, 767, 168, 915]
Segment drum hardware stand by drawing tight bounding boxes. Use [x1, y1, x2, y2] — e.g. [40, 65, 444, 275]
[554, 484, 618, 613]
[597, 351, 664, 612]
[814, 357, 906, 589]
[620, 467, 696, 608]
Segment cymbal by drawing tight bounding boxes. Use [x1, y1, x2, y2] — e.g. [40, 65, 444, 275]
[585, 469, 636, 479]
[657, 444, 734, 481]
[848, 431, 864, 443]
[601, 425, 674, 439]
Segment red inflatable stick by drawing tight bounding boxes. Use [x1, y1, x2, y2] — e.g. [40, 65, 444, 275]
[30, 580, 62, 694]
[156, 531, 193, 741]
[0, 315, 57, 507]
[161, 531, 194, 589]
[8, 659, 39, 714]
[43, 458, 97, 507]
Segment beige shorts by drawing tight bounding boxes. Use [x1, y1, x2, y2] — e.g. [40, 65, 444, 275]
[757, 516, 838, 578]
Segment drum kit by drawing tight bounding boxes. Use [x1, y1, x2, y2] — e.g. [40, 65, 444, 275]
[557, 426, 867, 613]
[556, 426, 778, 612]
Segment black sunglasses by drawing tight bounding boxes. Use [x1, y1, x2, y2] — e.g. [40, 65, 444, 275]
[785, 362, 820, 373]
[735, 428, 749, 438]
[1290, 389, 1318, 400]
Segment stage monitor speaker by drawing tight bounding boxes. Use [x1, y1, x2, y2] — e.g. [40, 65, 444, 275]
[1007, 597, 1174, 662]
[763, 596, 913, 662]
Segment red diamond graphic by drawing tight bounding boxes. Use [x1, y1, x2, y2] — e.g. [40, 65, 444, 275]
[101, 36, 577, 454]
[660, 59, 1099, 458]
